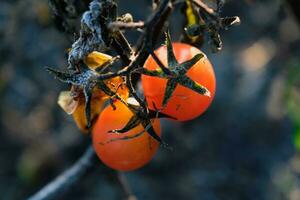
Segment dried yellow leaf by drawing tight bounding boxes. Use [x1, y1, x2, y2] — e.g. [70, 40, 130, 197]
[72, 88, 107, 133]
[84, 51, 113, 70]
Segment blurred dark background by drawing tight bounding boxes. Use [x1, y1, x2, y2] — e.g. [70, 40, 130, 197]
[1, 0, 300, 199]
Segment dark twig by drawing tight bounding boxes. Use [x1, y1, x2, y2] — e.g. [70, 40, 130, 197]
[117, 172, 137, 200]
[27, 146, 98, 200]
[192, 0, 217, 18]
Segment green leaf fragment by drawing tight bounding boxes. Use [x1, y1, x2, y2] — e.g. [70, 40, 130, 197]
[178, 53, 204, 73]
[162, 78, 178, 107]
[109, 115, 140, 134]
[142, 68, 165, 77]
[179, 76, 211, 97]
[165, 31, 178, 69]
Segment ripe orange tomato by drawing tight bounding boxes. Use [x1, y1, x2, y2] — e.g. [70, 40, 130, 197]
[92, 101, 161, 171]
[141, 43, 216, 121]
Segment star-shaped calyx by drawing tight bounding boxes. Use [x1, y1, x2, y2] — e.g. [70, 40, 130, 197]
[47, 56, 125, 129]
[143, 31, 211, 108]
[107, 98, 174, 149]
[184, 14, 240, 52]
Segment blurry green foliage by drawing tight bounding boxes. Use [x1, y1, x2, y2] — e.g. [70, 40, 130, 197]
[286, 60, 300, 150]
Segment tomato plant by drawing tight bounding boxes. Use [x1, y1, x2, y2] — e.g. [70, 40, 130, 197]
[33, 0, 241, 199]
[141, 42, 216, 121]
[92, 100, 161, 171]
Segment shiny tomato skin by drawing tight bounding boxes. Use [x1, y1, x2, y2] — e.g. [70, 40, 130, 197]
[141, 43, 216, 121]
[92, 101, 161, 171]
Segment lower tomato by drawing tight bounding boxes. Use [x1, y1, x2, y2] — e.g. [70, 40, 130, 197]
[92, 101, 161, 171]
[141, 43, 216, 121]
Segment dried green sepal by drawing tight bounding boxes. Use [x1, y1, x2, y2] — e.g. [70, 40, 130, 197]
[108, 98, 172, 149]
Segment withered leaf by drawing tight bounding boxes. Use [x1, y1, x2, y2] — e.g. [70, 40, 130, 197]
[57, 91, 79, 115]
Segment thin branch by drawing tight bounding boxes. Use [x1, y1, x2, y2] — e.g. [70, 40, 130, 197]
[27, 146, 98, 200]
[111, 30, 133, 65]
[192, 0, 217, 18]
[108, 21, 145, 31]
